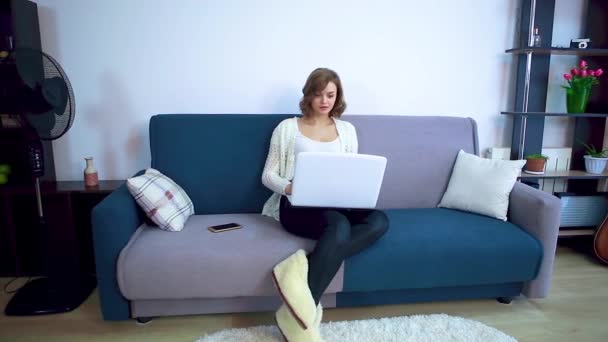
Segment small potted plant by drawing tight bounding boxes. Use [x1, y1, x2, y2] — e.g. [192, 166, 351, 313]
[582, 142, 608, 174]
[524, 154, 549, 174]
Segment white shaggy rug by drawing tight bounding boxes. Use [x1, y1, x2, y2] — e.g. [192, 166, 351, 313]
[196, 313, 517, 342]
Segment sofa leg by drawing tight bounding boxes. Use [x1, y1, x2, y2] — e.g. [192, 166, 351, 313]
[135, 317, 154, 325]
[496, 297, 512, 304]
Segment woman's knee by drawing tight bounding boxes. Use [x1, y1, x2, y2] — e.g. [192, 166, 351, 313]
[368, 210, 389, 236]
[322, 211, 351, 245]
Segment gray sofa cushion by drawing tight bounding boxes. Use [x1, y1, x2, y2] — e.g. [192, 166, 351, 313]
[117, 214, 345, 300]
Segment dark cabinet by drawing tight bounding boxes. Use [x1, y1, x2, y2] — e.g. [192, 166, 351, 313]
[0, 181, 123, 277]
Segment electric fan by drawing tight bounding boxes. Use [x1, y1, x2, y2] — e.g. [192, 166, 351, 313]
[3, 48, 96, 316]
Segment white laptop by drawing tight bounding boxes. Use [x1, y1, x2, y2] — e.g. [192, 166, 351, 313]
[287, 152, 387, 209]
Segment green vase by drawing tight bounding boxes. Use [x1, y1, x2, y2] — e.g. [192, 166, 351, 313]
[566, 86, 591, 113]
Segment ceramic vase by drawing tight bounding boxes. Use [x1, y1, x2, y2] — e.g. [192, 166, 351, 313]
[84, 157, 99, 187]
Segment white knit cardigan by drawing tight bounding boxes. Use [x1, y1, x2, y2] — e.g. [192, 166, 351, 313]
[261, 116, 358, 221]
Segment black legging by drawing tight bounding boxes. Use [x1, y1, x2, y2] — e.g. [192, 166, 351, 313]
[279, 195, 389, 305]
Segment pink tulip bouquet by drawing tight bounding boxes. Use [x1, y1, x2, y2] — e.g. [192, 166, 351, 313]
[562, 60, 603, 113]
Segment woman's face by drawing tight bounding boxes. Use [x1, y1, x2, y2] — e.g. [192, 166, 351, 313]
[310, 81, 337, 116]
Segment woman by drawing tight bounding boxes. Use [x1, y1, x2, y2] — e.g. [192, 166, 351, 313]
[261, 68, 389, 340]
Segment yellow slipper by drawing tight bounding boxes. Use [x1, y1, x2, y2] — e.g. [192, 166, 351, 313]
[272, 249, 316, 330]
[276, 303, 323, 342]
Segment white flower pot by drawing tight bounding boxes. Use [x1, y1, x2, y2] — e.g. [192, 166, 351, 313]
[584, 155, 608, 174]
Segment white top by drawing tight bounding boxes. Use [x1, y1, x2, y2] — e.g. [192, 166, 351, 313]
[261, 117, 358, 221]
[294, 131, 341, 157]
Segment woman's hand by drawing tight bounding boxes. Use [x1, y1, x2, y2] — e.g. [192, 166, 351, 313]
[285, 183, 293, 195]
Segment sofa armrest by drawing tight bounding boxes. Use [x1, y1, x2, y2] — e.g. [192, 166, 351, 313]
[91, 174, 144, 320]
[508, 181, 561, 298]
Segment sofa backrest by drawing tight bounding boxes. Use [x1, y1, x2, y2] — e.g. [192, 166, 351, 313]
[149, 114, 478, 214]
[347, 115, 478, 208]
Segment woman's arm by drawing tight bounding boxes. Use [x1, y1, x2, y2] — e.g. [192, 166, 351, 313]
[261, 127, 291, 195]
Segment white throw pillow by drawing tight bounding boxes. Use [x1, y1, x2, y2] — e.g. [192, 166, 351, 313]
[438, 150, 526, 221]
[127, 168, 194, 231]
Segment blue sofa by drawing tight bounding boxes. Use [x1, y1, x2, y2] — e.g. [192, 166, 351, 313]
[91, 114, 561, 321]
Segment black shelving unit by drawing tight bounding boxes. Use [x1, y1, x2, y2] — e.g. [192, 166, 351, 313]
[506, 47, 608, 56]
[0, 0, 55, 183]
[505, 49, 608, 162]
[506, 0, 608, 170]
[505, 0, 608, 236]
[518, 170, 608, 180]
[501, 112, 608, 118]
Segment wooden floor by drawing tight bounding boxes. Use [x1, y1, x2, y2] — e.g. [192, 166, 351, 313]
[1, 240, 607, 342]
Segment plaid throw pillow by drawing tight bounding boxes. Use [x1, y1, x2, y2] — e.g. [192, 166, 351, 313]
[127, 168, 194, 232]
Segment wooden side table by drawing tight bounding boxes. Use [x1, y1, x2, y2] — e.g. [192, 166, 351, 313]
[0, 180, 124, 277]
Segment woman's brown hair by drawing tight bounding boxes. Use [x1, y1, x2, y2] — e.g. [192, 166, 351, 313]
[299, 68, 347, 118]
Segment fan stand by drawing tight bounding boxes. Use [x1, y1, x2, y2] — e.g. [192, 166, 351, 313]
[4, 48, 93, 316]
[4, 177, 96, 316]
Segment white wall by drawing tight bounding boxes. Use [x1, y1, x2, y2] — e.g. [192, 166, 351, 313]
[32, 0, 586, 181]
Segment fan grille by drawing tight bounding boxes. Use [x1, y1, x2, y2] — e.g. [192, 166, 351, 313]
[38, 52, 75, 140]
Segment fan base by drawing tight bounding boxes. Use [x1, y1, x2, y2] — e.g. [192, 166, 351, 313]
[4, 275, 96, 316]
